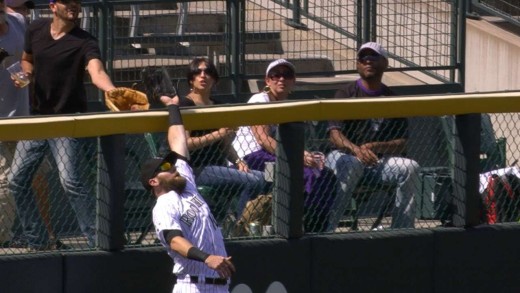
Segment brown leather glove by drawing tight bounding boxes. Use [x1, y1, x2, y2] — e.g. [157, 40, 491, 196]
[104, 87, 150, 111]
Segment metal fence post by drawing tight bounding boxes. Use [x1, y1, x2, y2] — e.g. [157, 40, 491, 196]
[97, 135, 126, 251]
[274, 122, 305, 239]
[452, 114, 481, 227]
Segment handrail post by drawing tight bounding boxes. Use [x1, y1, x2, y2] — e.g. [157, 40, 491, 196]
[285, 0, 308, 30]
[228, 0, 242, 102]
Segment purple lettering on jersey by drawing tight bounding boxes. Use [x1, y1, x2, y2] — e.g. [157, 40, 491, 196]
[191, 196, 204, 207]
[180, 196, 203, 227]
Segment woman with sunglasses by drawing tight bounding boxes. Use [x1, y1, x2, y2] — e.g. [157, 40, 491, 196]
[232, 59, 337, 233]
[178, 57, 266, 228]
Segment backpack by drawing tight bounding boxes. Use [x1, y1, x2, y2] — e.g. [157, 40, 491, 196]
[480, 174, 520, 224]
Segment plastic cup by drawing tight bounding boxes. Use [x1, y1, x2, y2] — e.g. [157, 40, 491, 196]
[264, 161, 275, 182]
[248, 221, 261, 236]
[6, 61, 30, 88]
[262, 225, 274, 236]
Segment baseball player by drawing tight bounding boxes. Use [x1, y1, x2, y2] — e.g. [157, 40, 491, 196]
[140, 95, 235, 293]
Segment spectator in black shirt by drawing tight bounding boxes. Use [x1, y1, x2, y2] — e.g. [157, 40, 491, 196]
[325, 42, 420, 230]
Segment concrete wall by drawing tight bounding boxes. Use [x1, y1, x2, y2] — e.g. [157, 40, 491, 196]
[466, 18, 520, 93]
[2, 224, 520, 293]
[466, 18, 520, 166]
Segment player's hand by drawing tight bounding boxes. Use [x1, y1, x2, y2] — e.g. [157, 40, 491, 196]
[205, 255, 236, 278]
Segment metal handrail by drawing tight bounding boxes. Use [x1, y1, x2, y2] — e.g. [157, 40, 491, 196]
[470, 0, 520, 27]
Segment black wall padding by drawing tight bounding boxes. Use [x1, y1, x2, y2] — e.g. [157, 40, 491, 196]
[0, 253, 63, 293]
[226, 238, 312, 293]
[2, 224, 520, 293]
[310, 230, 436, 293]
[62, 247, 173, 293]
[433, 224, 520, 293]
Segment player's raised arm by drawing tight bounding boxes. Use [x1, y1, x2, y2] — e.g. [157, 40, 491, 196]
[161, 96, 189, 159]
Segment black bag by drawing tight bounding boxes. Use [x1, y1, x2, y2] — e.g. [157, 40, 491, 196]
[480, 174, 520, 224]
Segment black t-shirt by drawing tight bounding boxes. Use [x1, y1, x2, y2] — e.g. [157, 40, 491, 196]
[25, 19, 102, 114]
[179, 96, 228, 170]
[329, 79, 408, 154]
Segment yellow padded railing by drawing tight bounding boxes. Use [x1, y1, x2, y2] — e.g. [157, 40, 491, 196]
[0, 91, 519, 140]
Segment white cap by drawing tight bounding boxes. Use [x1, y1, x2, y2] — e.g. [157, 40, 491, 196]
[6, 0, 35, 8]
[357, 42, 388, 59]
[265, 59, 295, 76]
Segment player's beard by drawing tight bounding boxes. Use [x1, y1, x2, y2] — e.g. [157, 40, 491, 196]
[161, 175, 187, 194]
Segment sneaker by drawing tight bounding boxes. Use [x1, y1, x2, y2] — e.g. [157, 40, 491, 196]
[27, 238, 73, 251]
[55, 239, 72, 250]
[371, 225, 384, 231]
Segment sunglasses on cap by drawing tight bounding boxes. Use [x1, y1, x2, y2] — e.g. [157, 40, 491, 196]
[154, 161, 173, 175]
[268, 70, 295, 81]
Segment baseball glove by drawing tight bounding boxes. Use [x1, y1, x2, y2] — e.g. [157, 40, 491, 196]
[137, 66, 178, 102]
[0, 48, 9, 64]
[104, 87, 150, 111]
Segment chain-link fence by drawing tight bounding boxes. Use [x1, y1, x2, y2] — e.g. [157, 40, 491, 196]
[2, 109, 520, 255]
[0, 0, 500, 256]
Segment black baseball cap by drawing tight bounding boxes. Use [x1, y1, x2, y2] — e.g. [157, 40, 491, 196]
[140, 152, 178, 191]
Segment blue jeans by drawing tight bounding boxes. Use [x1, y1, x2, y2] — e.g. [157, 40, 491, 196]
[325, 150, 420, 230]
[8, 138, 96, 248]
[196, 165, 266, 221]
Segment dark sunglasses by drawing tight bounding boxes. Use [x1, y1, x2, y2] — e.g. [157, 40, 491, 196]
[358, 54, 383, 62]
[193, 68, 216, 76]
[269, 71, 295, 80]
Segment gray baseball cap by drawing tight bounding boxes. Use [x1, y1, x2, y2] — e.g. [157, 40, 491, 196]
[265, 59, 295, 77]
[357, 42, 388, 59]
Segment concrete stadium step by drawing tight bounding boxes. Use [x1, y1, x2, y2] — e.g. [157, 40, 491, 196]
[110, 54, 336, 94]
[122, 31, 284, 56]
[114, 2, 179, 11]
[111, 54, 334, 80]
[114, 12, 226, 36]
[113, 11, 283, 55]
[241, 56, 335, 76]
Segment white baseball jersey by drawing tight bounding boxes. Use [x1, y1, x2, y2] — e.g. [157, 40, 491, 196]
[153, 158, 228, 279]
[232, 92, 277, 159]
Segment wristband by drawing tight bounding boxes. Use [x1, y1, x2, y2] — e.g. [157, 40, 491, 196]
[187, 247, 210, 262]
[168, 104, 183, 125]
